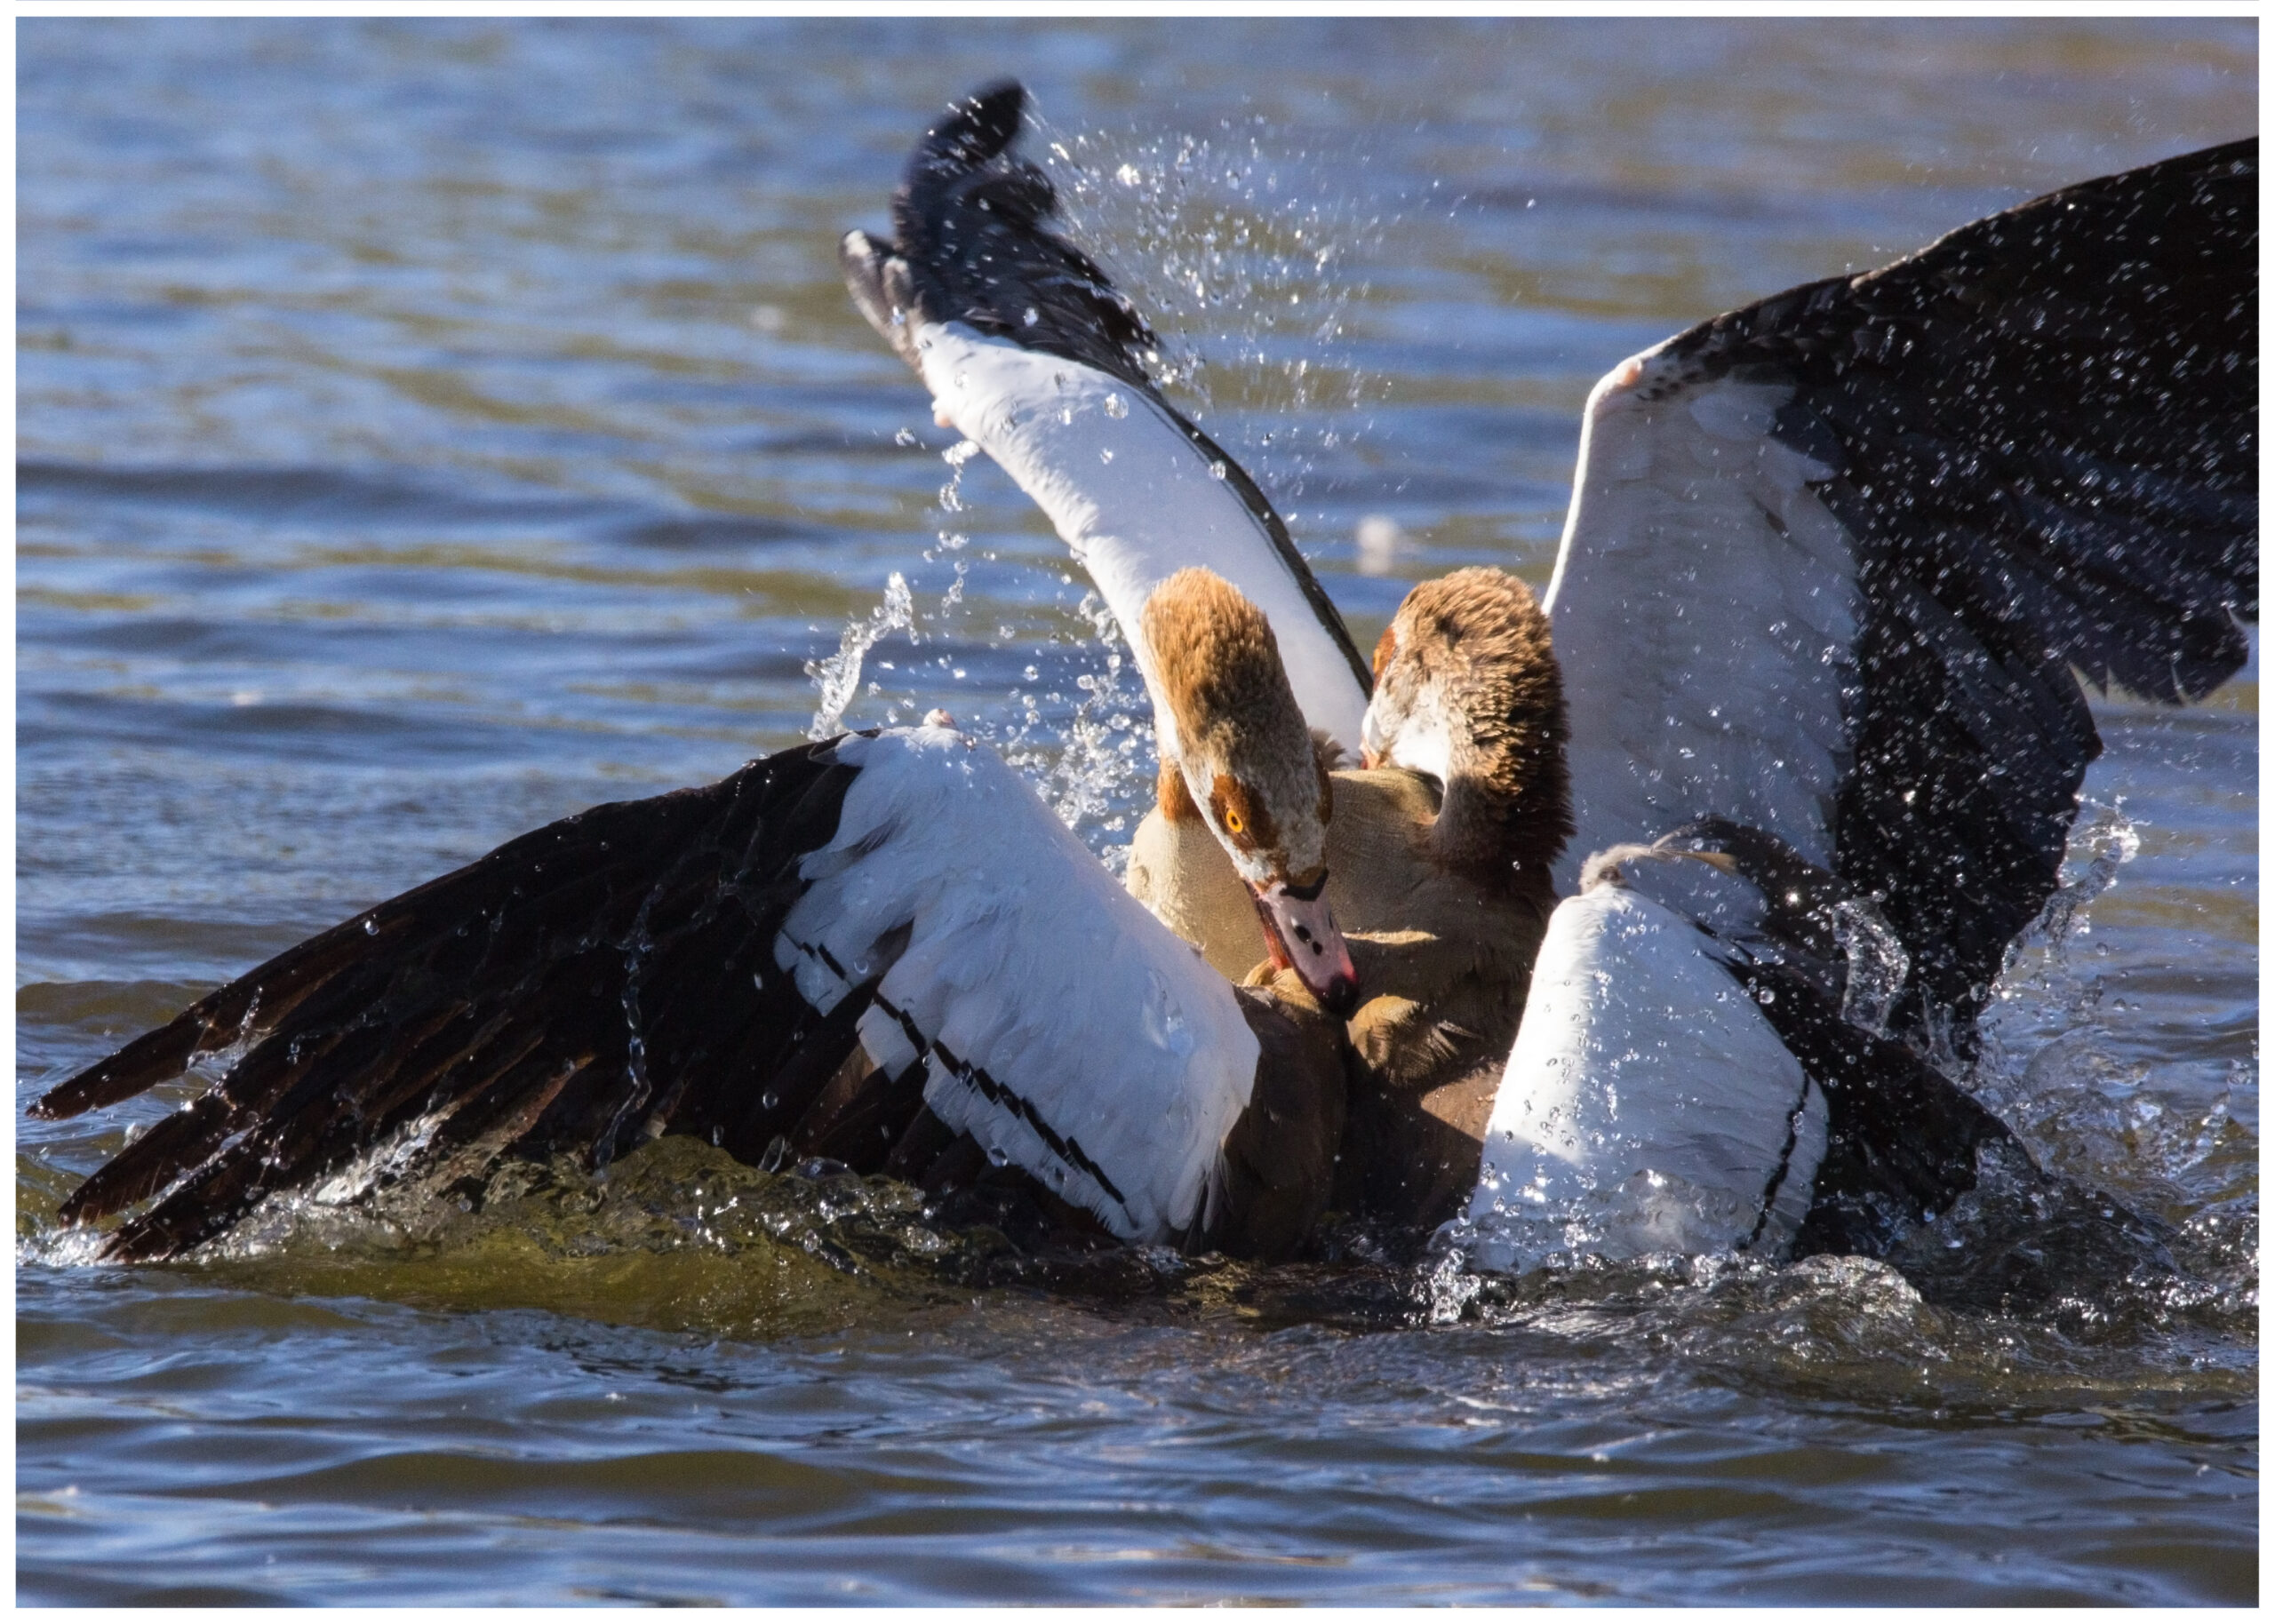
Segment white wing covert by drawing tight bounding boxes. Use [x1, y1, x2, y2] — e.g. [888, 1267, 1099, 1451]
[778, 728, 1261, 1244]
[1465, 877, 1826, 1275]
[1547, 362, 1859, 882]
[1544, 139, 2256, 1039]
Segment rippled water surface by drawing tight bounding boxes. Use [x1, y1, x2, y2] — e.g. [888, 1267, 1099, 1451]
[17, 18, 2257, 1605]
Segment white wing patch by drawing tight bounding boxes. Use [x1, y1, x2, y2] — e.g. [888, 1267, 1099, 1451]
[912, 321, 1369, 755]
[1457, 885, 1827, 1275]
[775, 727, 1261, 1244]
[1544, 350, 1861, 888]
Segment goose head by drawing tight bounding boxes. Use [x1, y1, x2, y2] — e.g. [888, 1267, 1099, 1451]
[1141, 568, 1360, 1016]
[1361, 567, 1575, 888]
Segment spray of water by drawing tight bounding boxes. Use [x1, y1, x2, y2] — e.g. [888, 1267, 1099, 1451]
[806, 572, 915, 741]
[989, 593, 1153, 872]
[805, 111, 1392, 863]
[1831, 896, 1909, 1036]
[1964, 798, 2233, 1215]
[1037, 112, 1393, 521]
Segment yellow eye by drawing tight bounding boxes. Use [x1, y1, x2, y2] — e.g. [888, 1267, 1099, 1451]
[1225, 808, 1244, 834]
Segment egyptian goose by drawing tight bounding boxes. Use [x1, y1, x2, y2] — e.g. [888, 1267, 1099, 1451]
[1130, 565, 1571, 1229]
[30, 89, 2255, 1285]
[842, 84, 2256, 1268]
[31, 573, 1355, 1266]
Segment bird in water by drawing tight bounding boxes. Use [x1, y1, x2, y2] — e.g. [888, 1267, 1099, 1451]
[35, 84, 2255, 1296]
[840, 84, 2255, 1271]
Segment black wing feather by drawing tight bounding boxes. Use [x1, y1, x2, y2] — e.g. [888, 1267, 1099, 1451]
[36, 741, 882, 1262]
[1657, 138, 2256, 1029]
[840, 80, 1373, 700]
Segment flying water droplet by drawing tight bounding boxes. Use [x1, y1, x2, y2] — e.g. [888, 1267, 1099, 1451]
[1832, 896, 1909, 1035]
[1141, 968, 1196, 1058]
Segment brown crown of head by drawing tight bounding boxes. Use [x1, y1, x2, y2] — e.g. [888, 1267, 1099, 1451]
[1142, 567, 1331, 883]
[1369, 566, 1573, 884]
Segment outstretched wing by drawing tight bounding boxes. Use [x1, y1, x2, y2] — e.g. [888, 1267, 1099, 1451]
[1545, 138, 2257, 1031]
[36, 741, 863, 1260]
[841, 81, 1372, 753]
[36, 728, 1268, 1259]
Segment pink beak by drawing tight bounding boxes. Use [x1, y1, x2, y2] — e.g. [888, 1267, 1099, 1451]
[1250, 875, 1361, 1017]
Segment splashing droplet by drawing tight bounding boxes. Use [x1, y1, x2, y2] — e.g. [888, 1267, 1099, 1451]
[807, 574, 916, 739]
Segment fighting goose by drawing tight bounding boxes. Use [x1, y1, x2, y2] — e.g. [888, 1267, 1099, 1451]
[33, 575, 1354, 1266]
[1132, 565, 1572, 1229]
[841, 84, 2255, 1267]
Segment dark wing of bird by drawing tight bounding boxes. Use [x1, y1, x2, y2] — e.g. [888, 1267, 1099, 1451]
[31, 743, 874, 1261]
[34, 728, 1320, 1263]
[838, 80, 1372, 708]
[1547, 137, 2256, 1039]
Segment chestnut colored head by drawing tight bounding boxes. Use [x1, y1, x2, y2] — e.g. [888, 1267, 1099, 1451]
[1361, 567, 1573, 888]
[1141, 568, 1355, 1014]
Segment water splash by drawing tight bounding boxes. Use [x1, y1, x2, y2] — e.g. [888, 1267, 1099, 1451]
[807, 572, 915, 740]
[1418, 1227, 1485, 1325]
[1965, 798, 2242, 1230]
[1830, 896, 1909, 1035]
[1038, 111, 1392, 537]
[1980, 800, 2141, 1047]
[989, 593, 1153, 870]
[2025, 800, 2141, 959]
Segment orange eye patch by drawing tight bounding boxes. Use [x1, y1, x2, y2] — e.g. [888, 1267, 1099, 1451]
[1208, 775, 1279, 854]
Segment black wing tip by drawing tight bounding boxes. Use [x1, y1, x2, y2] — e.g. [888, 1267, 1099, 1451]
[900, 78, 1037, 231]
[916, 79, 1027, 175]
[858, 78, 1161, 390]
[839, 227, 914, 362]
[33, 1032, 194, 1122]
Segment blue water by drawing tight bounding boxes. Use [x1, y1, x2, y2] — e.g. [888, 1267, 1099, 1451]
[17, 18, 2256, 1604]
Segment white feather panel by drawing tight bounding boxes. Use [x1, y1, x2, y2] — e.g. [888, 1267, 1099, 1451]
[772, 727, 1261, 1244]
[911, 320, 1370, 755]
[1457, 885, 1827, 1275]
[1544, 353, 1862, 888]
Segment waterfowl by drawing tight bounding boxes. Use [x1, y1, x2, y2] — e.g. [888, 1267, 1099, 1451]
[32, 85, 2255, 1286]
[840, 84, 2256, 1267]
[33, 574, 1353, 1266]
[1130, 565, 1572, 1228]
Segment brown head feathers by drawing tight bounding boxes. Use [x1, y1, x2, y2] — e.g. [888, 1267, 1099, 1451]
[1364, 567, 1573, 889]
[1142, 568, 1330, 883]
